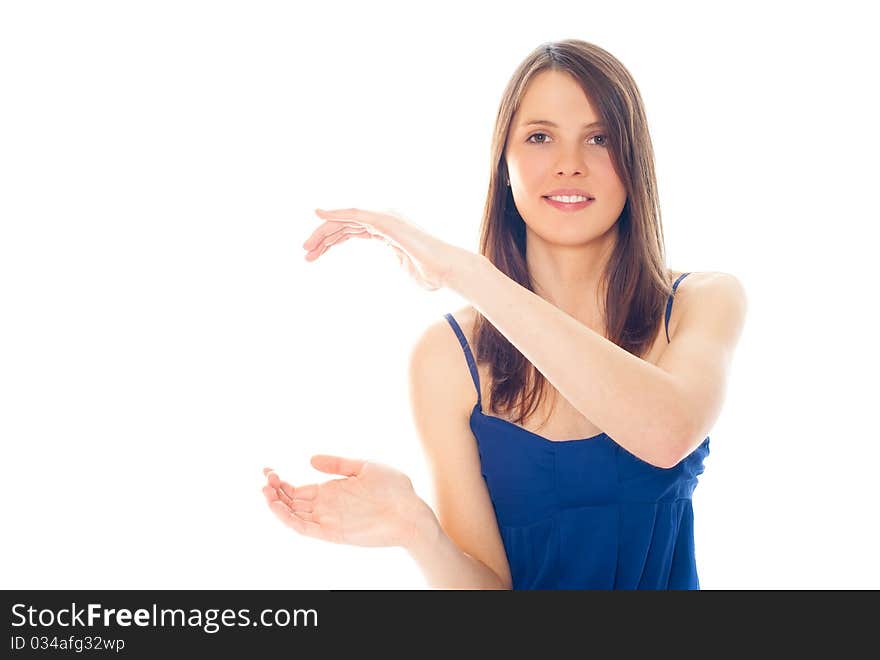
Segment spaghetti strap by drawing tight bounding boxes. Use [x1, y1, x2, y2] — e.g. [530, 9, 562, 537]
[443, 313, 482, 409]
[665, 272, 691, 343]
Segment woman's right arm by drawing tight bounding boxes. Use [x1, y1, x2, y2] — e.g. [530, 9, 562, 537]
[403, 500, 510, 589]
[405, 318, 513, 590]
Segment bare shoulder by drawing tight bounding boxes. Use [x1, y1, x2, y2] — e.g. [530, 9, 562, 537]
[407, 309, 477, 417]
[408, 307, 475, 367]
[674, 271, 748, 342]
[673, 270, 746, 308]
[677, 271, 747, 307]
[678, 270, 743, 287]
[662, 271, 745, 343]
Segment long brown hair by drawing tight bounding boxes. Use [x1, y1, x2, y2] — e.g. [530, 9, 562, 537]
[473, 39, 676, 430]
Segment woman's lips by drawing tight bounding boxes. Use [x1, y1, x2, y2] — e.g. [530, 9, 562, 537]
[542, 196, 595, 212]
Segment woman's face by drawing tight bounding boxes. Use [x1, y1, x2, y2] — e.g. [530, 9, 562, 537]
[504, 69, 627, 243]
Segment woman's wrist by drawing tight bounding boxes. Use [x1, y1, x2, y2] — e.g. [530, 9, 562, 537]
[400, 499, 509, 589]
[444, 249, 490, 298]
[400, 497, 440, 555]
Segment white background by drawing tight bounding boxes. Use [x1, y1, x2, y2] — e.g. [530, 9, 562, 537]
[2, 0, 877, 589]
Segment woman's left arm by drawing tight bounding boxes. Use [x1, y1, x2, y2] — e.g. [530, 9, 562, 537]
[449, 256, 748, 468]
[302, 208, 747, 469]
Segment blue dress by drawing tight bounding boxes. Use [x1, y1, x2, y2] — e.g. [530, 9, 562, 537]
[443, 272, 710, 590]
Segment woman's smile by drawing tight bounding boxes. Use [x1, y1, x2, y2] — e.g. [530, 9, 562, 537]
[542, 196, 596, 212]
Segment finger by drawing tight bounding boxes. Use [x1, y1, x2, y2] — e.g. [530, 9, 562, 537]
[316, 208, 390, 234]
[310, 454, 366, 477]
[304, 242, 330, 262]
[305, 227, 373, 261]
[268, 499, 322, 536]
[263, 489, 302, 516]
[309, 231, 354, 257]
[263, 481, 292, 509]
[336, 229, 376, 246]
[262, 484, 279, 505]
[304, 233, 362, 262]
[277, 479, 296, 501]
[263, 470, 298, 503]
[291, 483, 318, 500]
[265, 470, 285, 490]
[302, 220, 362, 251]
[277, 485, 300, 510]
[290, 498, 314, 514]
[313, 225, 368, 247]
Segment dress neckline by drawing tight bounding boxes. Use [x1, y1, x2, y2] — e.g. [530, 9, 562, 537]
[472, 403, 711, 469]
[471, 404, 608, 444]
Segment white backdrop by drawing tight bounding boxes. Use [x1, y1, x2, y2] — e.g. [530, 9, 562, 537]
[2, 0, 877, 589]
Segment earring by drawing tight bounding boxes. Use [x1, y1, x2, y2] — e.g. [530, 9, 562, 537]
[506, 178, 510, 186]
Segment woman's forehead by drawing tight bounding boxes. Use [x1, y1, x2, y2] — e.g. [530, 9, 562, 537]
[515, 71, 600, 126]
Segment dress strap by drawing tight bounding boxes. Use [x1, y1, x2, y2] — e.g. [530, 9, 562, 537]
[665, 272, 691, 343]
[443, 313, 482, 409]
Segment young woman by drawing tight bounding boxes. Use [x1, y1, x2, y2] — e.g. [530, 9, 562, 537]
[262, 39, 747, 589]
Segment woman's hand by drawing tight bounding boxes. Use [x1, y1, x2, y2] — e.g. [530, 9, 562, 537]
[302, 208, 479, 292]
[261, 456, 430, 549]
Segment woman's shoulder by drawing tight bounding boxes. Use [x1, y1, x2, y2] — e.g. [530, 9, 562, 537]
[670, 269, 742, 295]
[410, 307, 477, 362]
[669, 271, 745, 330]
[673, 270, 742, 296]
[408, 308, 480, 417]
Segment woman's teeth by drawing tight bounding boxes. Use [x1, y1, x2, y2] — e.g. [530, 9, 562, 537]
[546, 195, 591, 203]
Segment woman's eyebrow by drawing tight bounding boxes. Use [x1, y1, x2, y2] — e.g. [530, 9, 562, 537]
[522, 119, 605, 128]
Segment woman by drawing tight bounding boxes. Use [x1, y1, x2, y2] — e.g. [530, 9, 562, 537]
[262, 39, 747, 589]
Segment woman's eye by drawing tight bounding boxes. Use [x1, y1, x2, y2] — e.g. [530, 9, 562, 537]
[526, 133, 608, 146]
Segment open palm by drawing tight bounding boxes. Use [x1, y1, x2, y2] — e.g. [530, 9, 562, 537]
[261, 455, 423, 548]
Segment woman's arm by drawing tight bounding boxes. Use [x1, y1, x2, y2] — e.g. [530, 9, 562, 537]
[447, 256, 747, 468]
[262, 462, 510, 589]
[403, 318, 514, 590]
[262, 310, 515, 590]
[301, 209, 741, 467]
[404, 502, 511, 590]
